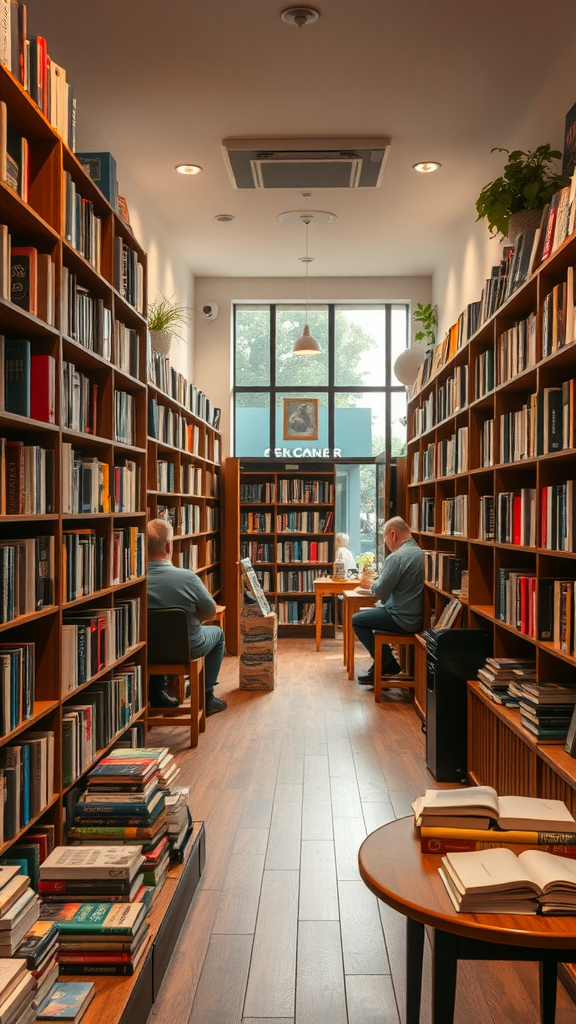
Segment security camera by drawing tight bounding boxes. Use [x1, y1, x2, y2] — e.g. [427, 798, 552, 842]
[202, 303, 218, 320]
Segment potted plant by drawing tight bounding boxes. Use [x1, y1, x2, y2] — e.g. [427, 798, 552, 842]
[147, 296, 192, 357]
[357, 551, 377, 588]
[394, 303, 437, 386]
[475, 145, 570, 242]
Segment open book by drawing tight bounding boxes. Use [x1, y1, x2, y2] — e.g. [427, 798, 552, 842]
[440, 847, 576, 914]
[413, 786, 576, 832]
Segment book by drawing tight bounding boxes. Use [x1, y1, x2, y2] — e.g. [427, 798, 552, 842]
[30, 355, 55, 424]
[11, 248, 37, 315]
[75, 153, 117, 210]
[40, 847, 144, 882]
[39, 902, 146, 935]
[413, 786, 576, 832]
[439, 847, 576, 914]
[36, 983, 94, 1021]
[4, 340, 30, 417]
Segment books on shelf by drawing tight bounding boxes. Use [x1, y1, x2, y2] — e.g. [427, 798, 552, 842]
[0, 641, 35, 735]
[277, 568, 327, 593]
[478, 495, 495, 540]
[419, 497, 435, 533]
[114, 390, 135, 445]
[113, 238, 143, 313]
[181, 464, 203, 496]
[540, 482, 575, 551]
[241, 541, 274, 563]
[481, 418, 494, 466]
[0, 866, 40, 957]
[498, 312, 536, 383]
[277, 600, 332, 625]
[64, 173, 102, 273]
[240, 481, 275, 502]
[240, 511, 272, 533]
[413, 786, 576, 832]
[62, 599, 140, 692]
[435, 427, 468, 476]
[62, 530, 107, 603]
[61, 362, 98, 435]
[496, 568, 536, 636]
[474, 348, 494, 399]
[275, 510, 333, 533]
[0, 535, 54, 623]
[477, 656, 535, 708]
[413, 392, 434, 436]
[0, 439, 55, 515]
[147, 351, 219, 429]
[205, 505, 219, 531]
[3, 341, 55, 422]
[112, 528, 144, 585]
[538, 579, 576, 655]
[436, 364, 468, 421]
[61, 271, 112, 358]
[494, 489, 536, 546]
[112, 459, 140, 513]
[511, 680, 576, 743]
[423, 551, 464, 594]
[11, 247, 55, 325]
[441, 495, 467, 537]
[276, 478, 333, 503]
[112, 321, 139, 379]
[432, 597, 462, 630]
[61, 445, 110, 515]
[276, 539, 330, 563]
[0, 730, 54, 839]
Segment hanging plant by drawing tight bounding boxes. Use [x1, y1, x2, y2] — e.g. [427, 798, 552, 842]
[413, 303, 437, 354]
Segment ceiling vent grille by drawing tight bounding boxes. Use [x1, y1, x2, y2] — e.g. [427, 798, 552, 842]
[222, 137, 391, 190]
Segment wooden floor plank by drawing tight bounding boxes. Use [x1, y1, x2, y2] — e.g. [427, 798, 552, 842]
[345, 975, 400, 1024]
[330, 775, 364, 819]
[339, 879, 390, 975]
[299, 840, 339, 920]
[265, 799, 302, 871]
[333, 816, 367, 881]
[188, 933, 253, 1024]
[295, 920, 348, 1024]
[211, 851, 266, 935]
[243, 870, 299, 1018]
[362, 800, 396, 835]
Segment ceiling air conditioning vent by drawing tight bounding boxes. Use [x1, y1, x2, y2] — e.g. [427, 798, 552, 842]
[222, 137, 391, 190]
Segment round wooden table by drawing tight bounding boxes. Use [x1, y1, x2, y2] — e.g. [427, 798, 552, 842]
[358, 816, 576, 1024]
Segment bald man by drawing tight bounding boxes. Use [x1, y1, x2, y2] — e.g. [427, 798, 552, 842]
[352, 517, 424, 684]
[147, 518, 226, 715]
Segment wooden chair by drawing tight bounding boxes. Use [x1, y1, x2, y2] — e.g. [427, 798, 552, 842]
[373, 631, 416, 704]
[206, 603, 226, 634]
[146, 608, 206, 747]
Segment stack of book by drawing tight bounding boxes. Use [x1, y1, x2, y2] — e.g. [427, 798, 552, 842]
[39, 900, 149, 977]
[439, 846, 576, 914]
[13, 922, 59, 1009]
[0, 866, 39, 956]
[477, 657, 536, 707]
[508, 681, 576, 742]
[37, 847, 145, 906]
[0, 958, 36, 1024]
[165, 787, 193, 862]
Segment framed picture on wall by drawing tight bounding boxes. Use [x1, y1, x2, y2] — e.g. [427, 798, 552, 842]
[283, 398, 319, 440]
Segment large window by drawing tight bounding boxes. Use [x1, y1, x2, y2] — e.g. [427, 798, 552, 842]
[234, 302, 408, 459]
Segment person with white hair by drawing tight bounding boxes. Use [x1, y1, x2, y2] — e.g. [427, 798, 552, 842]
[147, 518, 227, 715]
[352, 516, 424, 684]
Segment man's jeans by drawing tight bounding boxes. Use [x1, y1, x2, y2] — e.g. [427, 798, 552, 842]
[149, 625, 225, 701]
[352, 606, 412, 670]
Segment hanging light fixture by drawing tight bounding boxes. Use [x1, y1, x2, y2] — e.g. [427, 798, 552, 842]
[293, 218, 322, 355]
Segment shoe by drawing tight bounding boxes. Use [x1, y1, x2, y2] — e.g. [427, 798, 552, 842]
[206, 695, 228, 716]
[358, 664, 374, 684]
[149, 691, 179, 709]
[381, 658, 402, 677]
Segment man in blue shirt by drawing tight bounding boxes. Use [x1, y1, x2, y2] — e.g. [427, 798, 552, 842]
[352, 516, 424, 684]
[147, 518, 227, 716]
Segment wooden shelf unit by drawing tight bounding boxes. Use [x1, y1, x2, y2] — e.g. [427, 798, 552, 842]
[223, 458, 336, 652]
[406, 232, 576, 682]
[0, 59, 149, 855]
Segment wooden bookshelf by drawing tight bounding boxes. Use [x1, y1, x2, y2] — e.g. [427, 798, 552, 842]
[223, 457, 336, 652]
[406, 228, 576, 687]
[0, 59, 148, 855]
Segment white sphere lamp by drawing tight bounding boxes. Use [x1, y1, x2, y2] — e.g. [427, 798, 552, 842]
[393, 346, 426, 386]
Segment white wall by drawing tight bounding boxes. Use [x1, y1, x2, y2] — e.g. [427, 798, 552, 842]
[194, 275, 432, 457]
[74, 103, 195, 378]
[433, 37, 576, 339]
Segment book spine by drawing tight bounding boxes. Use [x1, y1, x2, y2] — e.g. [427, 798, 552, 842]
[421, 838, 576, 856]
[54, 960, 138, 975]
[420, 827, 576, 844]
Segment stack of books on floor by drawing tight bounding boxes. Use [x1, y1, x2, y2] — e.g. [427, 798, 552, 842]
[0, 867, 39, 957]
[38, 848, 149, 976]
[508, 681, 576, 742]
[165, 787, 193, 862]
[14, 922, 59, 1010]
[439, 847, 576, 915]
[477, 657, 536, 706]
[0, 958, 36, 1024]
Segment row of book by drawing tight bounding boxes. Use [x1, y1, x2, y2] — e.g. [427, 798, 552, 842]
[182, 465, 204, 496]
[205, 538, 218, 565]
[481, 418, 494, 467]
[148, 400, 203, 454]
[254, 569, 273, 592]
[542, 482, 575, 552]
[0, 537, 54, 624]
[154, 503, 202, 538]
[497, 568, 536, 637]
[156, 460, 175, 494]
[541, 275, 576, 357]
[147, 351, 220, 429]
[474, 349, 494, 399]
[441, 495, 468, 537]
[476, 656, 536, 708]
[114, 390, 135, 446]
[61, 270, 112, 355]
[241, 541, 274, 563]
[1, 341, 55, 422]
[5, 242, 56, 325]
[113, 238, 143, 314]
[423, 551, 465, 594]
[0, 730, 54, 841]
[61, 447, 141, 514]
[206, 506, 219, 531]
[276, 478, 333, 503]
[276, 540, 330, 563]
[62, 666, 144, 787]
[64, 173, 102, 273]
[497, 312, 537, 383]
[62, 361, 98, 436]
[240, 511, 271, 533]
[412, 392, 435, 437]
[436, 365, 468, 422]
[478, 490, 536, 546]
[240, 482, 275, 503]
[277, 569, 328, 593]
[409, 498, 434, 533]
[276, 510, 334, 533]
[276, 601, 332, 625]
[62, 599, 140, 692]
[540, 579, 576, 658]
[412, 309, 479, 393]
[0, 641, 34, 737]
[63, 530, 107, 602]
[0, 439, 54, 515]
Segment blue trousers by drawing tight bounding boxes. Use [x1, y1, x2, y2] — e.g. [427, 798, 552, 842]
[352, 606, 412, 668]
[150, 625, 225, 699]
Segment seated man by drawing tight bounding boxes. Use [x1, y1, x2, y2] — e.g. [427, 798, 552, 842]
[352, 516, 424, 684]
[147, 518, 227, 716]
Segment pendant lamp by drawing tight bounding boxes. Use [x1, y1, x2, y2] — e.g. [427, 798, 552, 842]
[293, 219, 322, 355]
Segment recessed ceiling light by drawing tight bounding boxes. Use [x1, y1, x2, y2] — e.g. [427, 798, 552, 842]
[214, 214, 235, 222]
[175, 164, 202, 175]
[413, 161, 441, 173]
[281, 7, 320, 27]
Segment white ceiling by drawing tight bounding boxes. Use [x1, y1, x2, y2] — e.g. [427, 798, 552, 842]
[25, 0, 576, 277]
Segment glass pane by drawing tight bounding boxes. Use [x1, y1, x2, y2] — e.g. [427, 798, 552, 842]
[334, 392, 386, 457]
[275, 392, 328, 455]
[390, 390, 407, 456]
[391, 303, 409, 385]
[275, 306, 329, 386]
[335, 464, 376, 559]
[235, 305, 270, 385]
[235, 392, 270, 456]
[335, 305, 386, 386]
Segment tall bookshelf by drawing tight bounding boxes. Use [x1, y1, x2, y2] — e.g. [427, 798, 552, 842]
[0, 61, 148, 856]
[146, 382, 222, 601]
[407, 225, 576, 710]
[224, 458, 336, 653]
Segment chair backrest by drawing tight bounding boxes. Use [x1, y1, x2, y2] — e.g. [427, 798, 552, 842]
[148, 608, 191, 665]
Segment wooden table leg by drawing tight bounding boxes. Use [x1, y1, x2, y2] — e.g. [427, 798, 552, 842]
[347, 603, 355, 680]
[431, 928, 458, 1024]
[406, 918, 424, 1024]
[342, 597, 348, 665]
[539, 961, 557, 1024]
[315, 589, 322, 651]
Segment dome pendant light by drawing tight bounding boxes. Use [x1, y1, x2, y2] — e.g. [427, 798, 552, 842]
[293, 219, 322, 355]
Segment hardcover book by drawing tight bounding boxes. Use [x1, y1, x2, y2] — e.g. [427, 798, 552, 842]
[36, 982, 94, 1021]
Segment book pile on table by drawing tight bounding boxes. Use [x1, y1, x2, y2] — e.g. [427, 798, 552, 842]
[165, 787, 193, 863]
[477, 657, 536, 706]
[14, 922, 59, 1010]
[414, 786, 576, 857]
[37, 847, 145, 905]
[39, 897, 149, 977]
[509, 681, 576, 743]
[0, 958, 36, 1024]
[0, 866, 39, 958]
[439, 847, 576, 914]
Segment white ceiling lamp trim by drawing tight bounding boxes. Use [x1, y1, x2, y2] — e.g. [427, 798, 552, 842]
[281, 7, 320, 27]
[277, 209, 336, 226]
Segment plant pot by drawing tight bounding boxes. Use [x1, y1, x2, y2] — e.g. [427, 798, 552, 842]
[150, 330, 172, 358]
[507, 208, 543, 245]
[359, 568, 376, 589]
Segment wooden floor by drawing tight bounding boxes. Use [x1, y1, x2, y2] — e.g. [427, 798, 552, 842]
[147, 638, 576, 1024]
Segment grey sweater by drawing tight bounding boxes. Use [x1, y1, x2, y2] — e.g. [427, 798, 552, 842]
[370, 537, 424, 630]
[147, 560, 216, 647]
